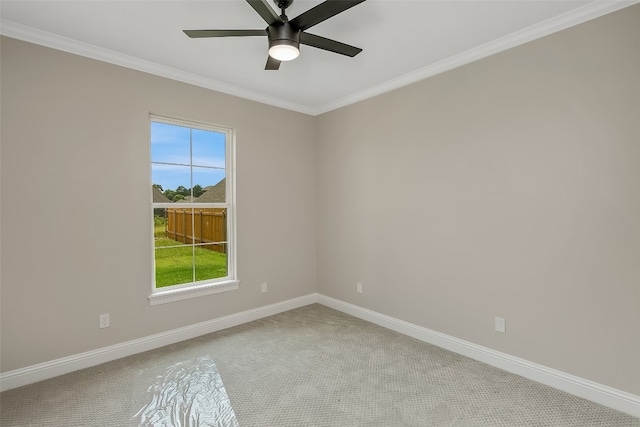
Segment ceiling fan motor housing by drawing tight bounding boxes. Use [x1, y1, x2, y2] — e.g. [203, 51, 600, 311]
[267, 23, 300, 51]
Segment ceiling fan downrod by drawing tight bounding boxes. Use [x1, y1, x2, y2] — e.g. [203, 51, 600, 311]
[275, 0, 293, 17]
[275, 0, 294, 10]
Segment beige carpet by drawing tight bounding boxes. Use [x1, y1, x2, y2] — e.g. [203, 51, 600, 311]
[1, 304, 638, 426]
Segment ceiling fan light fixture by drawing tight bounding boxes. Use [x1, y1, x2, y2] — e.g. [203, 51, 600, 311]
[268, 41, 299, 61]
[267, 23, 300, 62]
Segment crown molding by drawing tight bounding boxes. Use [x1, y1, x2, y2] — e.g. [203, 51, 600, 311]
[2, 1, 637, 116]
[314, 0, 639, 115]
[0, 19, 316, 115]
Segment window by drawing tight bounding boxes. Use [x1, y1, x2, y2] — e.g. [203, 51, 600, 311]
[149, 115, 236, 305]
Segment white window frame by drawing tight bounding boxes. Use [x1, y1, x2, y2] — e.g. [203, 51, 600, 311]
[148, 114, 238, 306]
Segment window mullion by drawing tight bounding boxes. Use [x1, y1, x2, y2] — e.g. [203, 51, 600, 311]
[190, 128, 196, 283]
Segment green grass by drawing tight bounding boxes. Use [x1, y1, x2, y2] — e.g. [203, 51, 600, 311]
[154, 237, 227, 288]
[154, 216, 167, 239]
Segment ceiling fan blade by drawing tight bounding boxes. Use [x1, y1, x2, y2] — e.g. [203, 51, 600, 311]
[184, 29, 266, 38]
[265, 55, 281, 70]
[246, 0, 282, 26]
[300, 32, 362, 57]
[289, 0, 366, 31]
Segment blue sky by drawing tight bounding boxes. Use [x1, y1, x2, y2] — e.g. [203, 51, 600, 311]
[151, 121, 226, 191]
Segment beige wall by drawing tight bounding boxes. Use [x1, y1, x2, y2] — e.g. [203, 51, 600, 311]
[316, 6, 640, 395]
[0, 37, 317, 372]
[2, 5, 639, 397]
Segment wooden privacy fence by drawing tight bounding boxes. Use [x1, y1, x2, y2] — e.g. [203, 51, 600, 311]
[165, 208, 227, 253]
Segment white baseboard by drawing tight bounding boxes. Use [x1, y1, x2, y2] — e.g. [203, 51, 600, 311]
[0, 293, 318, 392]
[3, 292, 638, 419]
[317, 294, 640, 419]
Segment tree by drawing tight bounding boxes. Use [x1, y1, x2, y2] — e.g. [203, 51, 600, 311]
[164, 189, 177, 201]
[192, 184, 204, 198]
[175, 186, 189, 196]
[172, 194, 185, 202]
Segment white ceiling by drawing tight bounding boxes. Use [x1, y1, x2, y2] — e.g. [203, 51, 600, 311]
[1, 0, 635, 115]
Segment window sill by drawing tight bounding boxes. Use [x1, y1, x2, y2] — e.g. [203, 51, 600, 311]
[149, 280, 239, 306]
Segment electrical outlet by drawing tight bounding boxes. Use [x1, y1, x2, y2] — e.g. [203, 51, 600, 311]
[356, 282, 363, 294]
[495, 316, 506, 333]
[261, 282, 268, 293]
[99, 313, 110, 329]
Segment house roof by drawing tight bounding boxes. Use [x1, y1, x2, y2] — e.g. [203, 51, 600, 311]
[152, 186, 171, 203]
[195, 179, 226, 203]
[175, 196, 196, 203]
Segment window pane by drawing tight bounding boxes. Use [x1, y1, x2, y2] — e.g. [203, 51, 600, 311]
[195, 243, 228, 282]
[151, 121, 191, 165]
[158, 207, 196, 246]
[192, 128, 225, 168]
[152, 164, 191, 202]
[153, 208, 168, 239]
[193, 208, 227, 281]
[193, 168, 226, 203]
[193, 208, 226, 245]
[154, 246, 194, 288]
[154, 207, 196, 249]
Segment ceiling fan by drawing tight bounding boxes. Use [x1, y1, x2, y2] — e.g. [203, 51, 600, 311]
[184, 0, 367, 70]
